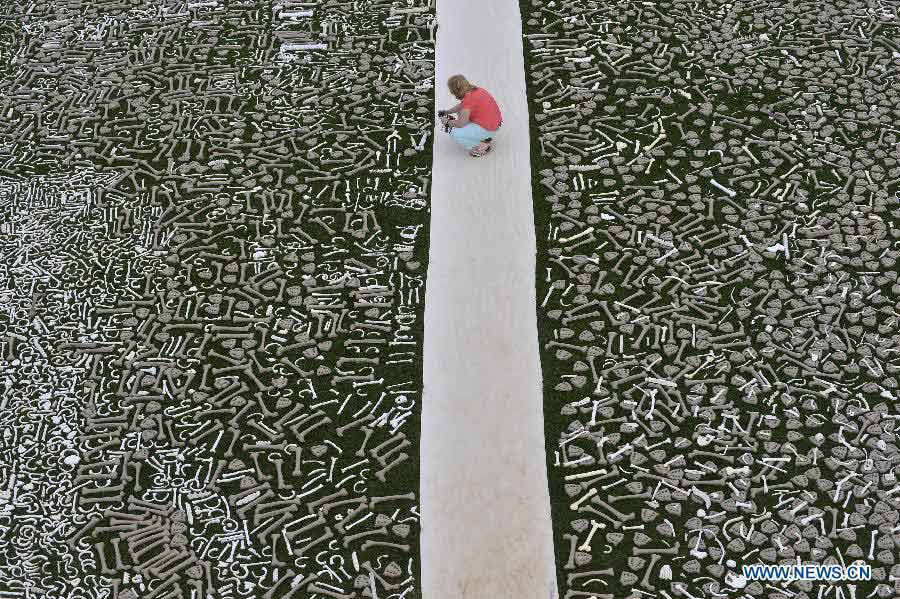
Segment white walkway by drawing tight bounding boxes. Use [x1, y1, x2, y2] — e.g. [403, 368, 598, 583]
[420, 0, 558, 597]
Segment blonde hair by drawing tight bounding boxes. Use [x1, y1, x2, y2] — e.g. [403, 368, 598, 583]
[448, 74, 476, 100]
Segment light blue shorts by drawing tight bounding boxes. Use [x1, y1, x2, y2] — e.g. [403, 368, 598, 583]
[449, 122, 497, 150]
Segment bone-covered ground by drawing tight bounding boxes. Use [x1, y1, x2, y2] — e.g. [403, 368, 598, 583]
[0, 1, 433, 596]
[520, 1, 900, 597]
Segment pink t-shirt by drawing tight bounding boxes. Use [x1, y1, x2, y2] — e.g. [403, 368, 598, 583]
[461, 88, 502, 131]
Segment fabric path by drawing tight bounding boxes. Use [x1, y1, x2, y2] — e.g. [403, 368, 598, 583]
[420, 0, 557, 597]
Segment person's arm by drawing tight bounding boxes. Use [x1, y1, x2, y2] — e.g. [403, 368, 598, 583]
[450, 108, 471, 127]
[438, 101, 464, 115]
